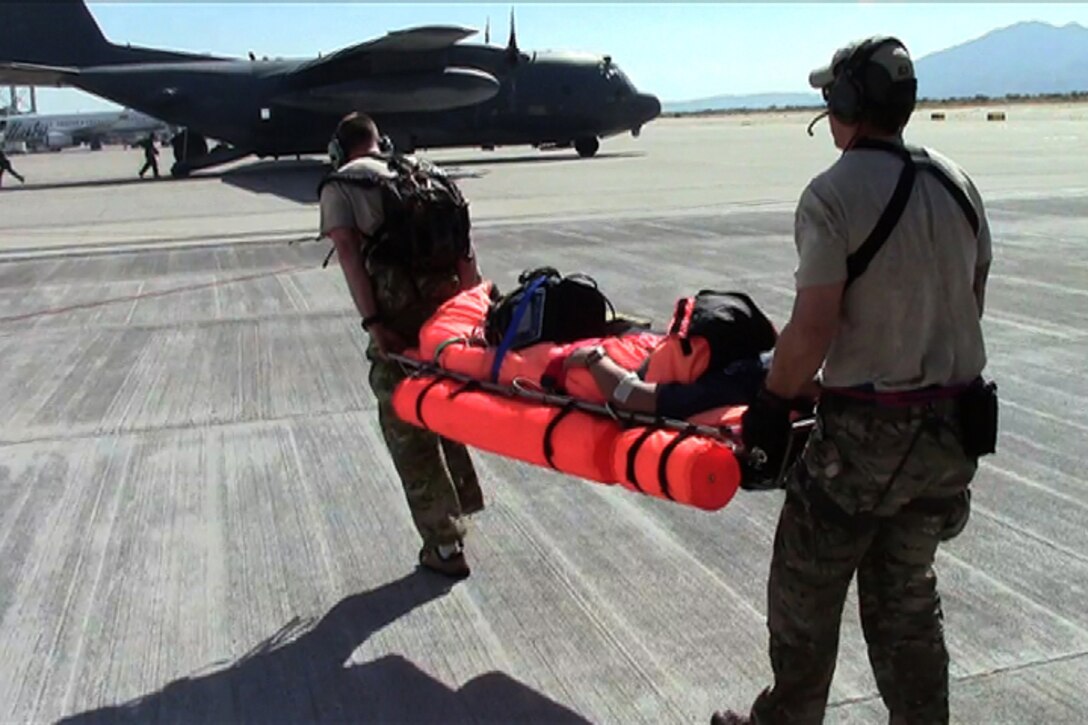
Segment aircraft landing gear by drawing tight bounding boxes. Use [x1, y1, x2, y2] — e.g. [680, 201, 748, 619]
[170, 130, 209, 177]
[574, 136, 599, 158]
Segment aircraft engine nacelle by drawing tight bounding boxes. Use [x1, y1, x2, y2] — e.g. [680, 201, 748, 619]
[45, 131, 73, 150]
[277, 68, 501, 114]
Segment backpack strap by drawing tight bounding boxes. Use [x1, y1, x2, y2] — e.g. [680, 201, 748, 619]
[315, 167, 385, 198]
[910, 147, 980, 236]
[844, 142, 917, 289]
[489, 274, 550, 382]
[844, 139, 980, 289]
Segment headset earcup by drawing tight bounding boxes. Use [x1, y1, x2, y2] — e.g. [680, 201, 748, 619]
[328, 137, 344, 168]
[828, 76, 860, 124]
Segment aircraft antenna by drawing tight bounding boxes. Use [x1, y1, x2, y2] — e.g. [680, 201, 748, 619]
[485, 17, 490, 44]
[505, 7, 519, 64]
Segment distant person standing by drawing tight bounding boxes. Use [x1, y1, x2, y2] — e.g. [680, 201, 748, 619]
[0, 149, 26, 187]
[138, 134, 159, 178]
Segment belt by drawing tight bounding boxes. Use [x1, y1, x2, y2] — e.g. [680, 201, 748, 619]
[821, 381, 972, 408]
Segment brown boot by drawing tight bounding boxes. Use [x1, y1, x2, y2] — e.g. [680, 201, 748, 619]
[419, 544, 471, 579]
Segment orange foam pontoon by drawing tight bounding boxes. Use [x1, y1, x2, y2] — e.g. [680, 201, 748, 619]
[612, 427, 741, 510]
[392, 374, 743, 510]
[393, 375, 622, 483]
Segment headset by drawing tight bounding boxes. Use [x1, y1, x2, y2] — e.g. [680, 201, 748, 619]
[825, 36, 916, 125]
[327, 128, 348, 169]
[328, 127, 393, 169]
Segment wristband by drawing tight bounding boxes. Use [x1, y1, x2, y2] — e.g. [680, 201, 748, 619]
[362, 314, 383, 331]
[613, 371, 640, 403]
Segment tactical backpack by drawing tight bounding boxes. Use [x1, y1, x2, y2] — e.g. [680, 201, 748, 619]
[484, 266, 616, 350]
[317, 153, 471, 272]
[642, 291, 777, 384]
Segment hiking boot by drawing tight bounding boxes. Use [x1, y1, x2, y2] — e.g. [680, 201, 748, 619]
[419, 544, 471, 579]
[710, 711, 751, 725]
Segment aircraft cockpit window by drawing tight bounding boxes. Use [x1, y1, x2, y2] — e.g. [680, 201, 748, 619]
[601, 61, 635, 99]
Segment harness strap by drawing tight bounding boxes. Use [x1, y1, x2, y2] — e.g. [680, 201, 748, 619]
[845, 143, 917, 289]
[624, 427, 658, 493]
[413, 376, 445, 431]
[433, 336, 474, 365]
[543, 401, 579, 469]
[657, 427, 698, 501]
[845, 139, 981, 290]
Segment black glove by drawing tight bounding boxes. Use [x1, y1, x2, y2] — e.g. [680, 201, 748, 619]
[740, 384, 793, 490]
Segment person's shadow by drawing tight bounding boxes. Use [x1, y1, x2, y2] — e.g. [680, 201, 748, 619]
[60, 570, 590, 724]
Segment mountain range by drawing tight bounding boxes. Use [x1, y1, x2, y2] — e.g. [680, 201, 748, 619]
[663, 21, 1088, 113]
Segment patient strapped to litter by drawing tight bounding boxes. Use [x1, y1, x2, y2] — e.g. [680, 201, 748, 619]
[388, 270, 816, 511]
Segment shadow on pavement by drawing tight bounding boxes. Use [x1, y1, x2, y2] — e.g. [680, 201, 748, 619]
[58, 570, 590, 724]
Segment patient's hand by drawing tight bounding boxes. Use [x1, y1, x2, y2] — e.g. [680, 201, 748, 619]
[563, 345, 605, 370]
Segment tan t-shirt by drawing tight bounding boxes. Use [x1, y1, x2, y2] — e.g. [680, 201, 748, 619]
[795, 142, 992, 391]
[318, 156, 463, 341]
[319, 156, 390, 237]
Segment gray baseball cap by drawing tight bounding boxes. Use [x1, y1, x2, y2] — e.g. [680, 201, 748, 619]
[808, 37, 915, 90]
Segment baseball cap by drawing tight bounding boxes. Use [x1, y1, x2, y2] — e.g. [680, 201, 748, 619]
[808, 37, 915, 90]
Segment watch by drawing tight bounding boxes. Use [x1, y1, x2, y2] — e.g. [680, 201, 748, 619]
[584, 346, 606, 367]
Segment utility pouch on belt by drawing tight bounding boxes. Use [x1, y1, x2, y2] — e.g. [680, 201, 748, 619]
[959, 379, 998, 457]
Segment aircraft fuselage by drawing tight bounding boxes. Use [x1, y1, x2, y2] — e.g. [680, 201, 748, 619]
[68, 49, 660, 158]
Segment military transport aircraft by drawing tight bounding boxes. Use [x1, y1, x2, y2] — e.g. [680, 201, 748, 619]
[0, 1, 661, 177]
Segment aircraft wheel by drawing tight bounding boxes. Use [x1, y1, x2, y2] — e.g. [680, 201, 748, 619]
[171, 130, 208, 163]
[170, 162, 191, 179]
[575, 137, 599, 158]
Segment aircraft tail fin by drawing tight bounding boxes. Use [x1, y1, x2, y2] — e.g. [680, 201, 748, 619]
[0, 0, 114, 67]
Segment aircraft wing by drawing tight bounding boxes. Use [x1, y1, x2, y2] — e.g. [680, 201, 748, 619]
[0, 61, 79, 87]
[291, 25, 478, 79]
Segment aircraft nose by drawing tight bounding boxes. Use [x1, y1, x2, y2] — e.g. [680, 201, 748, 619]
[636, 93, 661, 123]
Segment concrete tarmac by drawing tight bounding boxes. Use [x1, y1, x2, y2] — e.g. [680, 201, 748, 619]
[1, 108, 1086, 723]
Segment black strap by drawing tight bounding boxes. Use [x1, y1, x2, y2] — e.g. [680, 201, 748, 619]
[845, 139, 980, 289]
[845, 141, 917, 289]
[543, 402, 579, 470]
[921, 162, 979, 236]
[668, 297, 688, 335]
[624, 427, 658, 493]
[414, 376, 445, 431]
[656, 427, 698, 501]
[448, 380, 481, 399]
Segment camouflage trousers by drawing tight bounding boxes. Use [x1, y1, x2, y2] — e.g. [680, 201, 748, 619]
[368, 351, 484, 548]
[750, 393, 977, 725]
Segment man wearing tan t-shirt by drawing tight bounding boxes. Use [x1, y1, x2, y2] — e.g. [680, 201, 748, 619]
[318, 112, 485, 579]
[714, 38, 993, 724]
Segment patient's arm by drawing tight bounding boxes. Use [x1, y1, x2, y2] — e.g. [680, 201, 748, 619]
[565, 346, 659, 413]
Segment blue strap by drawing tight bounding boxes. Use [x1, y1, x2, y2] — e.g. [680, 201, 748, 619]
[490, 275, 548, 382]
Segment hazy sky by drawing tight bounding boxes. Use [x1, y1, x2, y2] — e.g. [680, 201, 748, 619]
[23, 2, 1088, 114]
